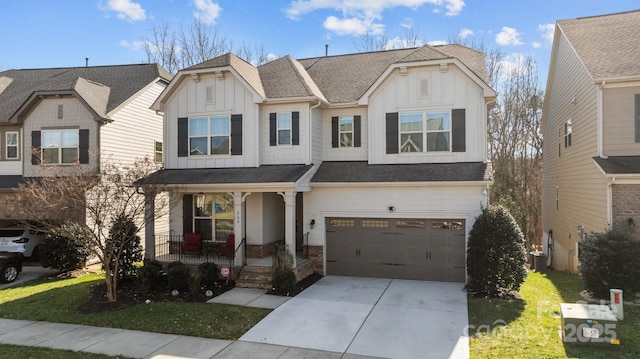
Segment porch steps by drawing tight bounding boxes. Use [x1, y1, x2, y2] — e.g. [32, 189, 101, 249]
[235, 265, 273, 289]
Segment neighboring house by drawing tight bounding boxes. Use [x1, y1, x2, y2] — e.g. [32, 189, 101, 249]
[542, 9, 640, 272]
[0, 64, 171, 234]
[145, 45, 495, 283]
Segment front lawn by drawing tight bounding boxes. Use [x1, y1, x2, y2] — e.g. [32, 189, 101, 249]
[0, 273, 270, 340]
[468, 270, 640, 358]
[0, 344, 132, 359]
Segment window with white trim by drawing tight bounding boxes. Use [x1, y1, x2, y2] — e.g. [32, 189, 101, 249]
[564, 119, 572, 148]
[6, 131, 18, 159]
[339, 117, 353, 147]
[400, 110, 450, 152]
[41, 129, 78, 164]
[189, 115, 230, 156]
[154, 141, 162, 163]
[277, 113, 291, 145]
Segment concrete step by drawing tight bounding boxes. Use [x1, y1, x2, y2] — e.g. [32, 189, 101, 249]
[235, 278, 272, 289]
[236, 265, 273, 289]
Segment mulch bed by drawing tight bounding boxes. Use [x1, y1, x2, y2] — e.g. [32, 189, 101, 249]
[77, 272, 324, 314]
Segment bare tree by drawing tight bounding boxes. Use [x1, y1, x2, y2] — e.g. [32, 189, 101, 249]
[143, 22, 180, 74]
[354, 27, 425, 52]
[235, 42, 270, 66]
[14, 158, 175, 302]
[177, 20, 231, 69]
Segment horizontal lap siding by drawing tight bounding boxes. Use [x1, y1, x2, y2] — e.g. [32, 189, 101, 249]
[603, 86, 640, 155]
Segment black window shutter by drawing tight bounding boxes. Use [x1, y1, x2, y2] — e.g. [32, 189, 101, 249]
[635, 94, 640, 143]
[178, 117, 188, 157]
[331, 117, 339, 148]
[269, 113, 277, 146]
[79, 129, 89, 164]
[31, 131, 41, 165]
[386, 112, 399, 154]
[354, 115, 361, 147]
[183, 194, 193, 233]
[292, 111, 300, 145]
[452, 109, 466, 152]
[230, 114, 242, 155]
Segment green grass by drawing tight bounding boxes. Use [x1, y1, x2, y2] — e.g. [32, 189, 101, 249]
[0, 344, 132, 359]
[0, 274, 270, 340]
[468, 270, 640, 358]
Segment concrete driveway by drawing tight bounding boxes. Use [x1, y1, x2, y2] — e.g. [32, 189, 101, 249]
[240, 276, 469, 359]
[0, 260, 59, 290]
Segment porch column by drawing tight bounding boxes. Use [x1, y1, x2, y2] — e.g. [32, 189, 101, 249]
[284, 191, 297, 268]
[144, 193, 155, 260]
[233, 192, 245, 267]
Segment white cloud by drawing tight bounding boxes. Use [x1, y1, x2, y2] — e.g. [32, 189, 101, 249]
[458, 28, 473, 39]
[285, 0, 465, 37]
[267, 53, 279, 62]
[495, 26, 522, 46]
[532, 41, 542, 49]
[193, 0, 222, 25]
[105, 0, 146, 22]
[119, 40, 146, 51]
[427, 40, 447, 46]
[538, 23, 555, 44]
[385, 36, 425, 49]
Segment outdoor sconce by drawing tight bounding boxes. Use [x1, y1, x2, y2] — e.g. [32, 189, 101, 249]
[310, 219, 315, 229]
[388, 206, 395, 212]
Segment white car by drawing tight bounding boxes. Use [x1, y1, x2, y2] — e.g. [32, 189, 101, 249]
[0, 227, 46, 258]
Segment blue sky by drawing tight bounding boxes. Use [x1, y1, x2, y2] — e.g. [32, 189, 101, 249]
[1, 0, 637, 85]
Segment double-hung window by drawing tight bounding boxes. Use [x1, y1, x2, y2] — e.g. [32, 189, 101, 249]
[564, 119, 572, 148]
[399, 110, 451, 152]
[41, 129, 79, 164]
[277, 113, 291, 145]
[6, 132, 18, 159]
[339, 117, 353, 147]
[154, 141, 163, 163]
[189, 115, 230, 156]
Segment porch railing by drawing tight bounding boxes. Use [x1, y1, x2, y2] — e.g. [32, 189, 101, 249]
[153, 233, 234, 268]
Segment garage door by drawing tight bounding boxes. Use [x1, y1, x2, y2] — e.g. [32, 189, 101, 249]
[326, 218, 466, 282]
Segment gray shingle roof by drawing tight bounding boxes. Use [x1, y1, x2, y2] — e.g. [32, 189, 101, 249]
[0, 64, 171, 123]
[593, 156, 640, 174]
[143, 164, 313, 185]
[311, 161, 492, 183]
[558, 9, 640, 80]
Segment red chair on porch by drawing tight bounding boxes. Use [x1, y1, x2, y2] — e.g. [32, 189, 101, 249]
[182, 232, 203, 254]
[216, 234, 235, 256]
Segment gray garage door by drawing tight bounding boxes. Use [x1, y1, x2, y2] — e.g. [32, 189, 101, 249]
[326, 218, 466, 282]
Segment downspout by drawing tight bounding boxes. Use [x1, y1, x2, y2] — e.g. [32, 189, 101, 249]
[607, 176, 615, 226]
[597, 81, 606, 158]
[308, 100, 321, 165]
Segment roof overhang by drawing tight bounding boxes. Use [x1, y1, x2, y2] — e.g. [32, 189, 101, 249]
[357, 58, 497, 106]
[593, 78, 640, 88]
[311, 180, 492, 188]
[10, 90, 110, 124]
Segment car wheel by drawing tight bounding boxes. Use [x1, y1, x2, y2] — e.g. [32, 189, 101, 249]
[1, 263, 19, 283]
[31, 246, 40, 261]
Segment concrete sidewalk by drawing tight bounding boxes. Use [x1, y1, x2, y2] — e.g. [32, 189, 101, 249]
[0, 318, 370, 359]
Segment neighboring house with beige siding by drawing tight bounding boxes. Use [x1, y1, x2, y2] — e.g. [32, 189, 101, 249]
[144, 45, 496, 285]
[0, 64, 171, 236]
[542, 10, 640, 272]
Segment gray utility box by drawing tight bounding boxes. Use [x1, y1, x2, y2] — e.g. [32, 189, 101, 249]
[560, 303, 619, 345]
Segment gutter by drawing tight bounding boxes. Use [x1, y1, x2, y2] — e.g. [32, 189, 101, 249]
[597, 82, 605, 158]
[308, 100, 321, 165]
[607, 177, 615, 225]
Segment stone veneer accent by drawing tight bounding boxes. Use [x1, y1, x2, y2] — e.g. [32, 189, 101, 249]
[612, 184, 640, 239]
[308, 245, 324, 275]
[293, 259, 315, 282]
[246, 241, 279, 258]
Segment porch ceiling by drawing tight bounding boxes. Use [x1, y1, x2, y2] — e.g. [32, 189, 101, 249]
[142, 164, 313, 185]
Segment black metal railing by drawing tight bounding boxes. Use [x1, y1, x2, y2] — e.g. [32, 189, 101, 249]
[153, 233, 234, 268]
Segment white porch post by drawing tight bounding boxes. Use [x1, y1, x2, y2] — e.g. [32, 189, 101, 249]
[233, 192, 245, 267]
[144, 194, 155, 260]
[284, 191, 297, 268]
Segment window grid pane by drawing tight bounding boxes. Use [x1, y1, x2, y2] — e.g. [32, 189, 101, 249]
[6, 132, 18, 159]
[339, 117, 353, 147]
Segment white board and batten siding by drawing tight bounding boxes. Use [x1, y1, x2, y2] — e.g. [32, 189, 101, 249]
[542, 32, 609, 272]
[322, 107, 368, 162]
[163, 74, 259, 169]
[101, 81, 166, 165]
[603, 85, 640, 156]
[260, 103, 311, 165]
[368, 65, 488, 165]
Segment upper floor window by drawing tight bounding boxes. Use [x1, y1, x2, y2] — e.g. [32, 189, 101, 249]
[339, 117, 353, 147]
[564, 119, 572, 148]
[6, 131, 18, 159]
[277, 113, 291, 145]
[189, 115, 230, 156]
[41, 129, 79, 164]
[154, 141, 163, 163]
[400, 110, 450, 152]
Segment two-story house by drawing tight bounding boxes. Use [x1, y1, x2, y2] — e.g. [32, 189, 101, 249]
[542, 9, 640, 272]
[145, 45, 495, 283]
[0, 64, 171, 233]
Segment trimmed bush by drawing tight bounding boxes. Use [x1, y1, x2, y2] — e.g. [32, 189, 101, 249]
[108, 216, 143, 281]
[40, 223, 92, 272]
[467, 205, 527, 296]
[137, 259, 164, 292]
[167, 262, 191, 291]
[197, 262, 220, 287]
[273, 269, 296, 294]
[578, 227, 640, 298]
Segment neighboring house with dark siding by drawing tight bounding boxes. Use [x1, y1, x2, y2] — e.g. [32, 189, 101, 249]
[145, 45, 495, 283]
[542, 10, 640, 272]
[0, 64, 171, 232]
